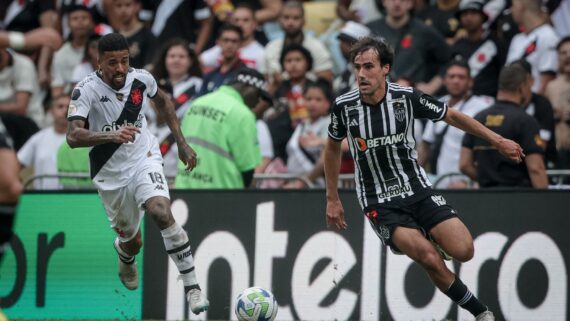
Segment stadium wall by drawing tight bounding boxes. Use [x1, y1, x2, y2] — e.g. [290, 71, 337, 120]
[1, 191, 568, 321]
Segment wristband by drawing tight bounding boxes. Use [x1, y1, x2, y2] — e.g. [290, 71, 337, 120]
[8, 32, 25, 50]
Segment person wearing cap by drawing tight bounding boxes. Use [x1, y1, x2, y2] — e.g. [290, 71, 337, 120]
[334, 21, 371, 96]
[450, 0, 505, 97]
[176, 68, 270, 188]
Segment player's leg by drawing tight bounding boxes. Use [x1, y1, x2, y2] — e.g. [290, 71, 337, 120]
[0, 148, 23, 265]
[138, 161, 208, 314]
[429, 217, 474, 262]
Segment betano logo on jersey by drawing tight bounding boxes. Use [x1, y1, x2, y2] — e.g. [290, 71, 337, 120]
[355, 133, 405, 151]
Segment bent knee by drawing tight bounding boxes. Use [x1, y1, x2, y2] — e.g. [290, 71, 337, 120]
[453, 243, 474, 262]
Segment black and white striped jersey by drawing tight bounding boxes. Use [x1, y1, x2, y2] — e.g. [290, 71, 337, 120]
[328, 82, 448, 209]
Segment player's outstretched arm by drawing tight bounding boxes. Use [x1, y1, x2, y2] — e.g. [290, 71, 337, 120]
[151, 89, 197, 171]
[324, 138, 347, 230]
[444, 108, 525, 163]
[66, 119, 139, 148]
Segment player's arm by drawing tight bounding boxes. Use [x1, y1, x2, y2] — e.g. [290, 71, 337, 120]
[444, 108, 525, 163]
[324, 138, 347, 230]
[66, 118, 139, 148]
[0, 28, 62, 51]
[150, 88, 197, 171]
[459, 147, 477, 181]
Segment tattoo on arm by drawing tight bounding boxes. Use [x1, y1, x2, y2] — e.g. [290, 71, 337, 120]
[152, 89, 186, 144]
[67, 118, 115, 148]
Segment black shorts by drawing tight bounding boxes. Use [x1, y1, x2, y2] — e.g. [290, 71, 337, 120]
[364, 192, 458, 252]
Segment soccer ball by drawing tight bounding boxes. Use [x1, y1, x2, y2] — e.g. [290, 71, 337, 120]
[235, 287, 278, 321]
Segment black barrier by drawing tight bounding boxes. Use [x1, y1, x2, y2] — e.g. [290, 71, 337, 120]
[142, 190, 569, 321]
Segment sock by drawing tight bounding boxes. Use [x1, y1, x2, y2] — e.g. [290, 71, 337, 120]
[114, 237, 135, 264]
[445, 277, 488, 317]
[161, 223, 199, 293]
[0, 202, 17, 264]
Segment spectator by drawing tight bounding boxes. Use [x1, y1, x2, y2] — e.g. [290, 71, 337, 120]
[1, 0, 58, 90]
[512, 59, 558, 169]
[150, 38, 204, 178]
[264, 1, 334, 85]
[506, 0, 559, 95]
[201, 4, 267, 73]
[51, 5, 94, 98]
[416, 0, 461, 45]
[366, 0, 451, 95]
[197, 24, 246, 97]
[285, 79, 332, 188]
[419, 60, 493, 187]
[451, 0, 505, 97]
[17, 95, 70, 190]
[545, 37, 570, 169]
[175, 68, 268, 188]
[460, 64, 548, 188]
[113, 0, 157, 69]
[71, 34, 101, 87]
[0, 48, 44, 127]
[58, 0, 112, 38]
[333, 21, 371, 97]
[336, 0, 383, 24]
[151, 0, 213, 54]
[269, 44, 314, 163]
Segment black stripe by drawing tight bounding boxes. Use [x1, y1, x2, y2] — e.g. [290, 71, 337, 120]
[89, 79, 147, 179]
[180, 266, 195, 274]
[68, 116, 87, 122]
[119, 255, 135, 264]
[166, 240, 191, 254]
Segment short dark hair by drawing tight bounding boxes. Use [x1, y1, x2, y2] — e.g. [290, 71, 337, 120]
[349, 36, 394, 67]
[280, 44, 314, 71]
[234, 2, 256, 18]
[445, 58, 471, 76]
[98, 33, 129, 55]
[304, 78, 334, 104]
[151, 38, 202, 80]
[509, 59, 532, 75]
[557, 36, 570, 51]
[498, 64, 528, 92]
[67, 4, 92, 15]
[282, 1, 305, 17]
[218, 23, 243, 40]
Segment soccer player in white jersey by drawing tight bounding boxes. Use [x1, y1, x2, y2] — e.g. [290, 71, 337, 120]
[66, 33, 208, 314]
[324, 37, 525, 321]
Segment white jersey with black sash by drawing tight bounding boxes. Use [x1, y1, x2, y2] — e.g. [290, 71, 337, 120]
[328, 83, 448, 209]
[67, 68, 159, 190]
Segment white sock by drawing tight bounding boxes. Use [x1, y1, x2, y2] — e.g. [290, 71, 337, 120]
[161, 223, 198, 288]
[114, 238, 135, 264]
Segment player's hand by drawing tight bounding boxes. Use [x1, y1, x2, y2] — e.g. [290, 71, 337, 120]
[495, 137, 525, 163]
[24, 28, 63, 50]
[326, 199, 348, 230]
[178, 142, 198, 171]
[114, 126, 140, 144]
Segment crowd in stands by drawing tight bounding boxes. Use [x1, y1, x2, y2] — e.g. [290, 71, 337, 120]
[1, 0, 569, 190]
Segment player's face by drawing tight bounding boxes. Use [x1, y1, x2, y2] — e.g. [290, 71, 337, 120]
[114, 0, 140, 23]
[99, 50, 130, 90]
[444, 65, 472, 98]
[218, 30, 241, 61]
[279, 7, 304, 36]
[558, 41, 570, 75]
[305, 87, 330, 120]
[383, 0, 412, 20]
[231, 8, 256, 40]
[459, 11, 484, 32]
[353, 48, 389, 98]
[283, 51, 309, 81]
[165, 45, 191, 78]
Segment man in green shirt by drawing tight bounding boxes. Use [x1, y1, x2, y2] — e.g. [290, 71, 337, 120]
[57, 141, 93, 188]
[176, 68, 270, 188]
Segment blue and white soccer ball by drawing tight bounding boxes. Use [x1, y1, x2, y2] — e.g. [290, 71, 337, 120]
[235, 286, 278, 321]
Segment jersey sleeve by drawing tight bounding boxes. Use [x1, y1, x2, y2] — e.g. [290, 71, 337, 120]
[67, 84, 92, 120]
[327, 99, 347, 141]
[519, 116, 545, 155]
[137, 69, 158, 98]
[411, 89, 448, 122]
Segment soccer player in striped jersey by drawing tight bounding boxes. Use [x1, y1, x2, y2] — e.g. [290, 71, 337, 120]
[324, 37, 525, 321]
[66, 33, 208, 314]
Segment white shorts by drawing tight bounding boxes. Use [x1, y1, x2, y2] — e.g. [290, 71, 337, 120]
[98, 158, 170, 242]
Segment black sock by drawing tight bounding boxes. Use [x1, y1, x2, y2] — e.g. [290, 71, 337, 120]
[0, 202, 17, 264]
[184, 284, 201, 294]
[445, 277, 487, 317]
